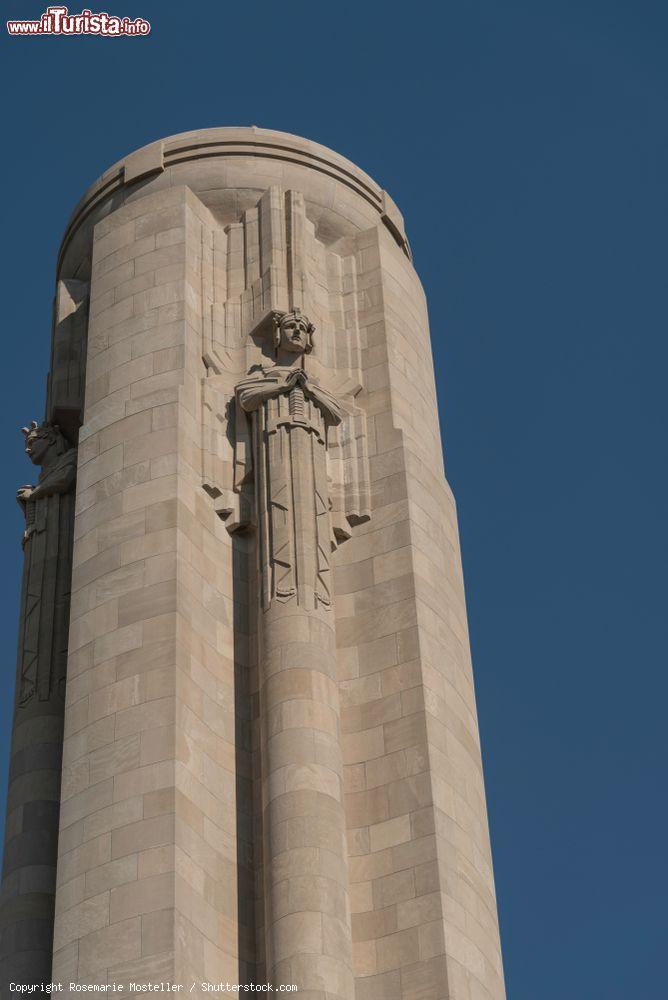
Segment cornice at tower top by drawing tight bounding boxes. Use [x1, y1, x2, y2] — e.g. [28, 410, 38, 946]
[59, 126, 410, 274]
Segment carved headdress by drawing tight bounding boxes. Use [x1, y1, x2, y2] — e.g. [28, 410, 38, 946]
[21, 420, 69, 457]
[272, 308, 315, 354]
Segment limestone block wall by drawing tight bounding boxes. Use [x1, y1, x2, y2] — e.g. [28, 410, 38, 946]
[0, 267, 86, 994]
[28, 128, 506, 998]
[51, 186, 242, 987]
[335, 230, 504, 1000]
[0, 654, 67, 989]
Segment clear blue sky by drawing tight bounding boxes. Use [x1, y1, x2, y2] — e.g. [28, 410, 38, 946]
[1, 2, 666, 996]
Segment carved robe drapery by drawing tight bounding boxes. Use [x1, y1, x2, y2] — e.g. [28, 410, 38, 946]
[231, 314, 356, 998]
[235, 365, 344, 612]
[17, 446, 77, 705]
[0, 423, 77, 989]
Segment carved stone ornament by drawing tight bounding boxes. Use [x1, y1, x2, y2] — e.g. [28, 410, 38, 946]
[233, 311, 344, 611]
[16, 420, 77, 706]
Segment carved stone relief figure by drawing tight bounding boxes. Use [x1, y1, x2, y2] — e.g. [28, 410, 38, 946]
[16, 420, 77, 704]
[0, 420, 77, 988]
[234, 310, 344, 611]
[231, 311, 355, 998]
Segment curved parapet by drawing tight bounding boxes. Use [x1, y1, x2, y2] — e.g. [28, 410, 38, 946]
[57, 126, 411, 282]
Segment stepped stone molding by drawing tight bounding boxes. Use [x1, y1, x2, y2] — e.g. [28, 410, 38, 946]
[57, 128, 410, 283]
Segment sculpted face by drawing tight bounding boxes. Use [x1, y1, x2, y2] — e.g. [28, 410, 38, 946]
[22, 421, 65, 467]
[278, 312, 313, 355]
[25, 430, 51, 466]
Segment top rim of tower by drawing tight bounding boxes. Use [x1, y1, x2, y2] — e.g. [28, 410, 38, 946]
[58, 126, 410, 270]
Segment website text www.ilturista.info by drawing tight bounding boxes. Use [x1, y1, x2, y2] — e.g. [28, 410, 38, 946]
[8, 985, 299, 994]
[6, 6, 150, 36]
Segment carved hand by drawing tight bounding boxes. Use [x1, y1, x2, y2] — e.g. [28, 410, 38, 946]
[16, 485, 34, 505]
[287, 368, 306, 384]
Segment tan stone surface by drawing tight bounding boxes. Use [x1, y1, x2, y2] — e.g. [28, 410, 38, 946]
[43, 128, 504, 999]
[0, 424, 78, 989]
[51, 185, 241, 990]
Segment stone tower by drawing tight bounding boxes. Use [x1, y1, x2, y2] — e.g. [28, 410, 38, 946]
[0, 128, 505, 1000]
